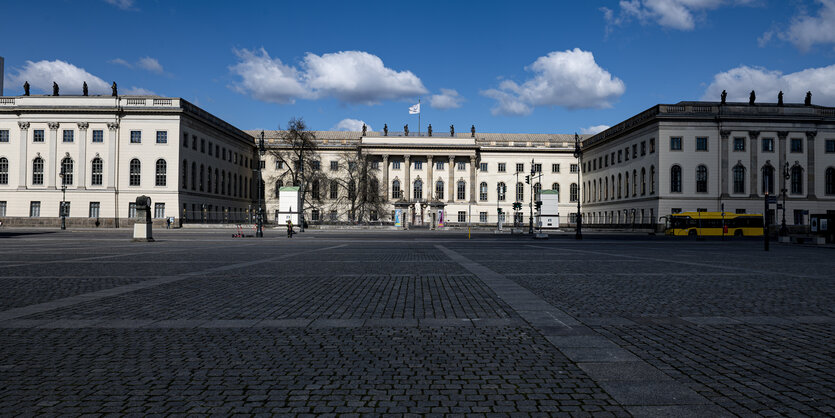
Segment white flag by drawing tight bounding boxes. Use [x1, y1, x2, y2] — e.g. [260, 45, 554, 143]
[409, 103, 420, 114]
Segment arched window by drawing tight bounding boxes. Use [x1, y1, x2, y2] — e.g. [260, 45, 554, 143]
[233, 173, 237, 197]
[632, 169, 638, 196]
[732, 164, 745, 194]
[436, 180, 445, 200]
[61, 157, 74, 185]
[391, 179, 401, 199]
[412, 179, 421, 200]
[762, 165, 774, 195]
[625, 172, 630, 196]
[670, 165, 682, 193]
[592, 180, 597, 202]
[275, 180, 284, 197]
[570, 183, 578, 202]
[515, 182, 524, 202]
[604, 177, 609, 200]
[182, 159, 188, 188]
[191, 162, 196, 190]
[129, 158, 141, 186]
[611, 175, 615, 199]
[0, 157, 8, 185]
[32, 157, 44, 185]
[617, 174, 622, 198]
[200, 164, 205, 191]
[696, 165, 708, 193]
[533, 182, 541, 201]
[311, 179, 320, 200]
[551, 183, 560, 201]
[221, 170, 226, 195]
[825, 167, 835, 195]
[650, 165, 656, 194]
[330, 179, 339, 199]
[349, 180, 358, 200]
[791, 165, 803, 194]
[155, 159, 167, 187]
[205, 165, 211, 191]
[641, 167, 646, 195]
[457, 180, 467, 200]
[480, 182, 489, 201]
[214, 169, 219, 194]
[90, 157, 103, 186]
[496, 182, 505, 201]
[369, 178, 379, 201]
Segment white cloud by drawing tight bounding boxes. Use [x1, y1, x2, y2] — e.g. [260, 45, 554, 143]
[481, 48, 625, 116]
[136, 57, 164, 74]
[109, 58, 132, 68]
[581, 125, 611, 135]
[702, 64, 835, 105]
[6, 60, 111, 95]
[333, 118, 372, 132]
[768, 0, 835, 51]
[603, 0, 753, 31]
[230, 48, 427, 105]
[104, 0, 135, 10]
[123, 86, 156, 95]
[429, 88, 464, 109]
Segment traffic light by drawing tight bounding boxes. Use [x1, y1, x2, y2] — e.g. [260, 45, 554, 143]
[525, 175, 530, 184]
[497, 208, 503, 214]
[535, 200, 542, 211]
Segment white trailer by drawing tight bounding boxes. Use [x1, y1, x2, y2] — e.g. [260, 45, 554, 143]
[539, 190, 560, 229]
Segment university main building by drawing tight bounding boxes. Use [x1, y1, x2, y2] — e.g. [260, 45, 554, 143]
[1, 90, 833, 229]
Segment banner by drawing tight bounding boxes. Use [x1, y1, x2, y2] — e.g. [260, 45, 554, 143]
[394, 209, 402, 227]
[437, 210, 444, 228]
[408, 103, 420, 114]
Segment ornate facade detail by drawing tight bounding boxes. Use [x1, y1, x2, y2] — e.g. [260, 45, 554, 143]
[77, 122, 89, 130]
[48, 122, 60, 130]
[719, 130, 731, 140]
[17, 122, 30, 130]
[805, 131, 817, 140]
[777, 131, 789, 140]
[748, 131, 760, 139]
[107, 122, 119, 131]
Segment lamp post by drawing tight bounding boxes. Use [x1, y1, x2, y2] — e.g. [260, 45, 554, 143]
[496, 183, 503, 232]
[529, 159, 535, 234]
[573, 133, 583, 240]
[780, 162, 789, 236]
[256, 131, 266, 237]
[58, 167, 67, 230]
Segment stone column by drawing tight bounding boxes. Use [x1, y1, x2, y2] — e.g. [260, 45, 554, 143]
[719, 130, 730, 198]
[748, 131, 759, 197]
[404, 155, 411, 201]
[806, 131, 817, 198]
[17, 122, 29, 189]
[777, 131, 788, 192]
[107, 123, 119, 189]
[469, 156, 477, 203]
[427, 156, 434, 200]
[77, 122, 89, 189]
[47, 122, 59, 188]
[382, 155, 389, 201]
[448, 156, 455, 203]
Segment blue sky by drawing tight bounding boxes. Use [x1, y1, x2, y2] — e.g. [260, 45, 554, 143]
[2, 0, 834, 134]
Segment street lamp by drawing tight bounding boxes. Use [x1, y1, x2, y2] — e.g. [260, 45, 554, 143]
[256, 131, 266, 237]
[58, 167, 67, 230]
[573, 133, 582, 240]
[780, 162, 789, 236]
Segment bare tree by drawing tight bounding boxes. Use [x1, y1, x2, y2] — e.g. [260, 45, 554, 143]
[266, 118, 320, 226]
[333, 148, 385, 223]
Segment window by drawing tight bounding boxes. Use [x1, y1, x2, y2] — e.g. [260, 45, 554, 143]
[516, 163, 524, 173]
[312, 160, 320, 170]
[129, 159, 141, 186]
[762, 138, 774, 152]
[436, 161, 444, 170]
[552, 163, 560, 173]
[0, 158, 7, 184]
[670, 137, 682, 150]
[156, 131, 167, 144]
[605, 155, 609, 167]
[30, 201, 41, 217]
[570, 183, 578, 202]
[624, 147, 630, 160]
[650, 138, 655, 153]
[480, 162, 488, 172]
[696, 137, 708, 151]
[826, 139, 835, 153]
[457, 180, 466, 200]
[479, 182, 488, 201]
[275, 161, 284, 170]
[392, 161, 400, 170]
[632, 144, 638, 158]
[328, 210, 338, 221]
[762, 165, 775, 195]
[154, 203, 165, 219]
[696, 165, 708, 193]
[733, 165, 745, 194]
[391, 180, 401, 199]
[497, 182, 506, 201]
[533, 163, 542, 173]
[791, 138, 803, 153]
[794, 210, 805, 225]
[533, 182, 541, 200]
[551, 183, 560, 200]
[0, 130, 8, 142]
[128, 203, 137, 218]
[632, 170, 638, 196]
[311, 209, 320, 221]
[88, 130, 103, 143]
[479, 212, 487, 223]
[825, 167, 834, 195]
[732, 137, 745, 151]
[458, 211, 466, 223]
[201, 139, 206, 153]
[414, 161, 422, 170]
[412, 179, 422, 200]
[60, 157, 73, 185]
[641, 167, 646, 195]
[199, 164, 205, 191]
[311, 180, 320, 200]
[570, 164, 578, 173]
[670, 165, 682, 193]
[641, 141, 647, 155]
[88, 202, 100, 218]
[60, 201, 71, 218]
[155, 159, 167, 186]
[130, 131, 141, 143]
[330, 161, 338, 171]
[791, 165, 803, 194]
[183, 133, 189, 148]
[208, 142, 212, 156]
[34, 130, 44, 143]
[650, 166, 656, 194]
[215, 145, 219, 157]
[63, 130, 74, 143]
[371, 161, 379, 169]
[457, 161, 466, 171]
[435, 180, 444, 200]
[516, 182, 524, 202]
[498, 163, 506, 172]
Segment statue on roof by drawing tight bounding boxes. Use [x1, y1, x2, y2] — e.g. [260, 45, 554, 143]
[83, 82, 88, 97]
[383, 124, 388, 136]
[778, 91, 783, 106]
[23, 81, 30, 96]
[404, 124, 409, 136]
[749, 90, 756, 105]
[361, 123, 367, 136]
[53, 82, 59, 96]
[427, 124, 432, 137]
[111, 82, 118, 96]
[720, 90, 727, 105]
[805, 91, 812, 106]
[471, 125, 476, 138]
[450, 124, 454, 137]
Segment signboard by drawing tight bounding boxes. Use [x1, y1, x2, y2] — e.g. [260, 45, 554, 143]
[437, 210, 444, 228]
[394, 209, 402, 227]
[766, 196, 777, 204]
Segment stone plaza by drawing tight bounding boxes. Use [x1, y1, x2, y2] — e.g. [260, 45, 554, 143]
[0, 229, 832, 416]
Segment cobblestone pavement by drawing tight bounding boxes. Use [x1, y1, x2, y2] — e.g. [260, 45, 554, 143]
[0, 229, 832, 416]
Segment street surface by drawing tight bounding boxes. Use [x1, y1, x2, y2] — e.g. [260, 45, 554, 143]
[0, 229, 832, 416]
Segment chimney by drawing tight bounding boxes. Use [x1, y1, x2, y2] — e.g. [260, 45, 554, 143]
[0, 56, 4, 96]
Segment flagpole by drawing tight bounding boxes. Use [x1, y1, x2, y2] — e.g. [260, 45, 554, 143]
[418, 98, 421, 136]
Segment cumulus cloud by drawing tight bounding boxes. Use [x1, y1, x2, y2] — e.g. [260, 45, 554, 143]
[429, 88, 464, 109]
[581, 125, 611, 135]
[230, 48, 427, 105]
[763, 0, 835, 51]
[109, 57, 166, 74]
[104, 0, 135, 10]
[6, 60, 111, 95]
[333, 118, 372, 132]
[481, 48, 625, 116]
[603, 0, 753, 31]
[702, 64, 835, 105]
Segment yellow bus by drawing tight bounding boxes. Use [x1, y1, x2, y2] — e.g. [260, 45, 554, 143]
[664, 212, 764, 237]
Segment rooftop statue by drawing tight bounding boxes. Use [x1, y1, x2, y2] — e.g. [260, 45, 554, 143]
[450, 124, 454, 137]
[720, 90, 727, 104]
[112, 82, 118, 96]
[23, 81, 30, 96]
[83, 82, 88, 97]
[383, 124, 388, 136]
[404, 124, 409, 136]
[53, 82, 59, 96]
[361, 123, 367, 136]
[778, 91, 783, 106]
[749, 90, 756, 105]
[427, 124, 432, 137]
[805, 91, 812, 106]
[471, 125, 476, 138]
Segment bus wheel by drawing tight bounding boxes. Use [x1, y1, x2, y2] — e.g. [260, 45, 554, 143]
[734, 229, 743, 237]
[688, 229, 697, 237]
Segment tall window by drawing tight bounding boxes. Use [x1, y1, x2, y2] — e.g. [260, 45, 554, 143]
[497, 182, 506, 201]
[624, 173, 629, 197]
[516, 163, 524, 173]
[191, 163, 196, 190]
[155, 159, 167, 187]
[617, 173, 622, 198]
[825, 167, 835, 195]
[311, 180, 320, 200]
[733, 137, 745, 151]
[670, 165, 682, 193]
[479, 182, 488, 201]
[182, 160, 188, 188]
[632, 170, 638, 196]
[762, 138, 774, 152]
[791, 165, 803, 194]
[129, 159, 141, 186]
[696, 137, 708, 151]
[391, 179, 401, 199]
[650, 166, 656, 194]
[435, 180, 444, 200]
[0, 158, 7, 185]
[59, 157, 73, 185]
[733, 164, 745, 194]
[670, 137, 682, 151]
[154, 203, 165, 219]
[349, 180, 357, 200]
[641, 167, 646, 195]
[695, 165, 708, 193]
[412, 179, 422, 200]
[206, 165, 211, 192]
[89, 202, 100, 218]
[0, 130, 8, 143]
[791, 138, 803, 153]
[214, 169, 219, 194]
[30, 201, 41, 217]
[570, 183, 578, 202]
[89, 158, 103, 186]
[516, 182, 524, 202]
[551, 183, 560, 201]
[762, 165, 774, 195]
[457, 180, 466, 200]
[275, 180, 284, 197]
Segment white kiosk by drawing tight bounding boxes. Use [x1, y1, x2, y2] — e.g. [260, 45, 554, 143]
[276, 186, 300, 226]
[539, 190, 560, 229]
